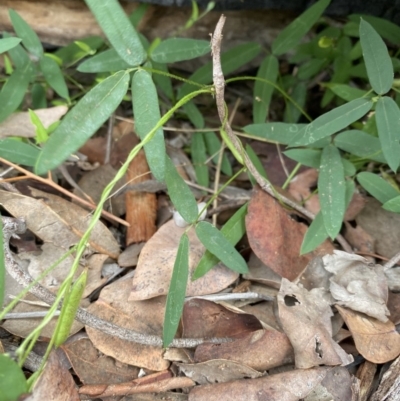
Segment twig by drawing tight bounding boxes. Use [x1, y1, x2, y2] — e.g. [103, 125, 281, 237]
[210, 15, 353, 254]
[2, 217, 232, 348]
[186, 292, 274, 302]
[0, 158, 128, 227]
[383, 250, 400, 270]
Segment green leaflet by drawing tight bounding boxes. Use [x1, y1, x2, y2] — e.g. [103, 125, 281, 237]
[0, 61, 34, 123]
[0, 37, 21, 54]
[243, 123, 306, 145]
[195, 221, 248, 274]
[163, 234, 189, 347]
[78, 48, 131, 73]
[334, 130, 386, 163]
[289, 98, 373, 147]
[283, 82, 307, 123]
[284, 148, 322, 168]
[84, 0, 146, 66]
[192, 203, 247, 280]
[300, 212, 328, 254]
[375, 96, 400, 172]
[36, 71, 129, 174]
[0, 216, 3, 309]
[132, 70, 166, 181]
[9, 9, 43, 59]
[152, 61, 174, 100]
[253, 55, 278, 124]
[357, 172, 399, 204]
[360, 19, 393, 95]
[245, 144, 267, 185]
[191, 132, 209, 188]
[151, 38, 210, 63]
[0, 139, 40, 166]
[0, 354, 28, 401]
[203, 131, 232, 176]
[318, 145, 346, 239]
[165, 156, 198, 224]
[324, 83, 367, 102]
[382, 196, 400, 213]
[272, 0, 330, 56]
[40, 55, 69, 99]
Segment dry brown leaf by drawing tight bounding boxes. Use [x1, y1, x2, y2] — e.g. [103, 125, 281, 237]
[356, 360, 377, 401]
[241, 301, 281, 331]
[385, 267, 400, 293]
[129, 220, 238, 301]
[387, 291, 400, 325]
[246, 186, 333, 281]
[85, 276, 169, 371]
[182, 298, 262, 339]
[194, 329, 294, 371]
[323, 251, 389, 322]
[178, 359, 262, 384]
[0, 106, 68, 139]
[298, 256, 331, 292]
[243, 252, 282, 289]
[343, 222, 375, 256]
[188, 367, 330, 401]
[0, 189, 120, 259]
[277, 279, 353, 369]
[370, 354, 400, 401]
[27, 351, 79, 401]
[336, 305, 400, 364]
[62, 336, 139, 387]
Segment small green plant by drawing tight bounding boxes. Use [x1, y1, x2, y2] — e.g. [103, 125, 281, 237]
[1, 0, 400, 392]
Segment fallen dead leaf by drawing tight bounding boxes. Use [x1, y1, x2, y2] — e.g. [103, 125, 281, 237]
[188, 366, 330, 401]
[336, 305, 400, 364]
[277, 278, 353, 369]
[246, 186, 334, 281]
[129, 220, 238, 301]
[194, 329, 294, 371]
[323, 251, 390, 322]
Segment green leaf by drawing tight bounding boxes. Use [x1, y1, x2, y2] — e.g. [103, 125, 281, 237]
[163, 233, 189, 347]
[360, 19, 393, 95]
[300, 212, 329, 254]
[357, 172, 399, 204]
[31, 83, 47, 109]
[191, 132, 209, 188]
[244, 123, 306, 145]
[375, 96, 400, 172]
[29, 109, 48, 144]
[9, 9, 43, 59]
[192, 203, 248, 280]
[0, 37, 21, 54]
[55, 36, 104, 65]
[36, 71, 129, 174]
[151, 38, 210, 63]
[382, 196, 400, 213]
[132, 70, 166, 181]
[283, 82, 307, 123]
[349, 14, 400, 44]
[2, 32, 30, 69]
[297, 58, 327, 80]
[0, 61, 34, 123]
[128, 3, 149, 28]
[342, 158, 356, 176]
[0, 139, 40, 166]
[152, 61, 174, 100]
[203, 131, 232, 176]
[84, 0, 146, 66]
[289, 98, 373, 147]
[165, 157, 198, 224]
[253, 55, 278, 124]
[0, 353, 28, 401]
[195, 221, 248, 274]
[284, 148, 321, 168]
[179, 42, 261, 99]
[40, 55, 69, 99]
[334, 130, 386, 163]
[77, 48, 131, 73]
[324, 83, 367, 102]
[272, 0, 330, 56]
[318, 145, 346, 239]
[245, 144, 267, 185]
[0, 216, 4, 309]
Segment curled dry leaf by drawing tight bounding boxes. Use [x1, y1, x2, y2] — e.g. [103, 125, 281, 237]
[129, 220, 238, 301]
[85, 276, 169, 371]
[246, 186, 333, 281]
[182, 298, 263, 339]
[194, 329, 294, 371]
[0, 105, 68, 139]
[336, 305, 400, 364]
[277, 278, 353, 369]
[177, 359, 262, 385]
[188, 367, 330, 401]
[323, 251, 390, 322]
